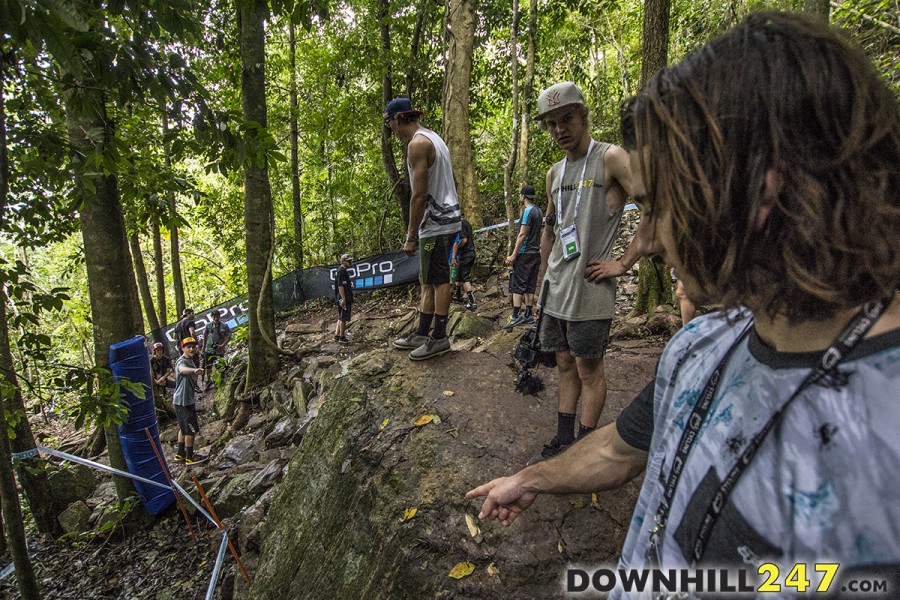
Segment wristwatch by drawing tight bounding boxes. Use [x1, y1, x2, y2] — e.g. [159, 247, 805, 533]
[405, 233, 418, 243]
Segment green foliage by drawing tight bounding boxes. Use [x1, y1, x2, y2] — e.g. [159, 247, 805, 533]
[51, 366, 139, 430]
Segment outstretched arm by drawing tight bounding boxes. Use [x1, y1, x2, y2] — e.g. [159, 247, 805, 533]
[465, 421, 647, 526]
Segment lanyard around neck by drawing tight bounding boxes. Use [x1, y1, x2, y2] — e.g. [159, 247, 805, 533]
[649, 297, 891, 567]
[556, 139, 595, 227]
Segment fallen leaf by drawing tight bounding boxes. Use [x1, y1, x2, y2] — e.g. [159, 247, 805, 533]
[557, 540, 564, 553]
[444, 427, 459, 438]
[590, 493, 602, 510]
[415, 414, 435, 426]
[487, 563, 499, 577]
[570, 496, 584, 509]
[465, 514, 480, 538]
[432, 415, 442, 424]
[107, 578, 118, 585]
[448, 562, 475, 579]
[390, 385, 401, 392]
[468, 437, 484, 449]
[402, 507, 418, 521]
[442, 390, 455, 396]
[380, 418, 389, 430]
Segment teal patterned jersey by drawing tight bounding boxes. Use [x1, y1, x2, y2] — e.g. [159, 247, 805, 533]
[613, 309, 900, 599]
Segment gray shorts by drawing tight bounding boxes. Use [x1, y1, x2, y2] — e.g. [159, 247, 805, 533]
[539, 314, 611, 359]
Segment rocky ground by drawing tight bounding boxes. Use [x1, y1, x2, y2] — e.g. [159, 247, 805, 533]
[0, 211, 687, 599]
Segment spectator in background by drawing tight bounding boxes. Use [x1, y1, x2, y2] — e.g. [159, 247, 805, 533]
[505, 184, 543, 327]
[173, 308, 196, 354]
[201, 311, 231, 390]
[150, 342, 173, 401]
[451, 217, 478, 310]
[173, 337, 207, 465]
[334, 253, 354, 344]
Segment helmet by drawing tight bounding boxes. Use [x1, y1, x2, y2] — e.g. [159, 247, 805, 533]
[181, 337, 198, 347]
[151, 342, 164, 351]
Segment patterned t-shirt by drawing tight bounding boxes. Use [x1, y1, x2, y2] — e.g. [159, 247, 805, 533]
[613, 308, 900, 599]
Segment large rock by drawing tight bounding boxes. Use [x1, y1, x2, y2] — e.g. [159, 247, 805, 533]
[212, 471, 259, 520]
[448, 310, 494, 339]
[48, 463, 96, 508]
[249, 348, 656, 599]
[58, 501, 92, 534]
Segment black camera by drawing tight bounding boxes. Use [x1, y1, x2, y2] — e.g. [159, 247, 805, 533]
[545, 213, 556, 227]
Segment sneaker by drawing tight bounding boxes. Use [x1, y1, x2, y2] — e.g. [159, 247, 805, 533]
[507, 315, 525, 328]
[338, 336, 350, 344]
[408, 336, 451, 361]
[173, 453, 185, 464]
[394, 333, 429, 350]
[527, 436, 571, 465]
[184, 453, 208, 465]
[522, 315, 535, 324]
[465, 301, 477, 311]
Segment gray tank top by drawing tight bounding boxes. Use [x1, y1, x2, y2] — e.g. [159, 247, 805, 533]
[543, 141, 624, 321]
[409, 129, 462, 238]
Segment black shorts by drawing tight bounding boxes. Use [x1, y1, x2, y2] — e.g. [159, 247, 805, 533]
[174, 404, 200, 436]
[510, 253, 540, 294]
[420, 233, 454, 285]
[337, 303, 352, 322]
[456, 256, 475, 283]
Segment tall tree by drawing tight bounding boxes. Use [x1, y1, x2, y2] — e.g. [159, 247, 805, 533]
[289, 22, 304, 269]
[64, 82, 143, 503]
[630, 0, 674, 317]
[151, 220, 167, 326]
[162, 111, 187, 318]
[379, 0, 412, 228]
[442, 0, 481, 226]
[803, 0, 830, 22]
[503, 0, 521, 252]
[129, 232, 162, 333]
[516, 0, 537, 189]
[240, 0, 280, 389]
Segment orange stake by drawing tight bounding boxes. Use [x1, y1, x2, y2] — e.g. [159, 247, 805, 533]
[143, 427, 196, 541]
[192, 475, 251, 584]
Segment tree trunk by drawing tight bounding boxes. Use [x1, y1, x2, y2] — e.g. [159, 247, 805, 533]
[379, 0, 411, 229]
[803, 0, 829, 22]
[631, 0, 674, 316]
[503, 0, 521, 253]
[0, 402, 39, 600]
[240, 0, 280, 390]
[63, 84, 141, 504]
[129, 232, 161, 334]
[442, 0, 481, 227]
[289, 23, 304, 270]
[516, 0, 537, 189]
[162, 111, 186, 318]
[151, 220, 167, 327]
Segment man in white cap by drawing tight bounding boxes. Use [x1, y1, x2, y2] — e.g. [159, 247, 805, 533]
[383, 97, 462, 361]
[530, 82, 646, 463]
[334, 253, 354, 344]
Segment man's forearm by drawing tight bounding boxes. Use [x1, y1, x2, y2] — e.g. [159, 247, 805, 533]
[407, 195, 426, 238]
[518, 422, 647, 495]
[618, 216, 651, 270]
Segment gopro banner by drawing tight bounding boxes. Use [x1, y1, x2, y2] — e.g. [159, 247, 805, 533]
[150, 251, 419, 352]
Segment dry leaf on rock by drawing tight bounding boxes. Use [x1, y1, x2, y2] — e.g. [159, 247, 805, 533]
[402, 507, 418, 521]
[448, 562, 475, 579]
[414, 414, 435, 426]
[465, 514, 481, 538]
[442, 390, 455, 396]
[487, 563, 499, 577]
[570, 496, 584, 509]
[591, 493, 602, 510]
[380, 418, 389, 430]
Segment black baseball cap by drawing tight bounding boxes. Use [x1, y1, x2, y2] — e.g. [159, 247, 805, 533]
[520, 184, 536, 199]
